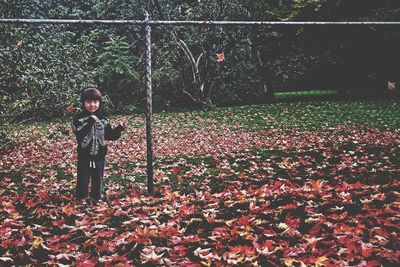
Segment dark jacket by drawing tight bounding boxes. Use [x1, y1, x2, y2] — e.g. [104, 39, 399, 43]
[71, 110, 124, 161]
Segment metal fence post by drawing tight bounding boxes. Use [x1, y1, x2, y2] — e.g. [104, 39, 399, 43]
[145, 12, 154, 196]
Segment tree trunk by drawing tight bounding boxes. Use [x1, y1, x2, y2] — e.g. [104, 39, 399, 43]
[152, 0, 210, 107]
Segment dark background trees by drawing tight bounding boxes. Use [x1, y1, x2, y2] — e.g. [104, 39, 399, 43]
[1, 0, 400, 121]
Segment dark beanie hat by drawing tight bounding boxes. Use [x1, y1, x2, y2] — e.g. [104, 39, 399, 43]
[81, 87, 102, 102]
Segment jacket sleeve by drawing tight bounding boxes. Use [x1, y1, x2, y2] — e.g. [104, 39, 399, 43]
[71, 116, 95, 141]
[105, 123, 124, 141]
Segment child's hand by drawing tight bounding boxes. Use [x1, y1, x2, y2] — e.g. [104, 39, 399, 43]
[90, 115, 100, 122]
[120, 122, 128, 130]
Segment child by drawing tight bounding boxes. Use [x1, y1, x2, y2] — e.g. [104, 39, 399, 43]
[71, 87, 127, 209]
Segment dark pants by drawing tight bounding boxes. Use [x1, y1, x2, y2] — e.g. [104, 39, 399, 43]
[76, 159, 105, 201]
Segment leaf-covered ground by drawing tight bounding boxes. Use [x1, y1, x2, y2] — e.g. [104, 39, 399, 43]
[1, 100, 399, 266]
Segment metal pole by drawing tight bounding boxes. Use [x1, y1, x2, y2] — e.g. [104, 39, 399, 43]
[144, 12, 154, 196]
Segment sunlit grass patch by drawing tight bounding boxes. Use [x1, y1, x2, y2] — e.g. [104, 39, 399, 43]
[274, 90, 337, 99]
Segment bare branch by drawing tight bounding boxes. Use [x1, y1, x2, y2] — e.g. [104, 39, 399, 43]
[196, 52, 204, 67]
[177, 38, 198, 83]
[182, 89, 199, 104]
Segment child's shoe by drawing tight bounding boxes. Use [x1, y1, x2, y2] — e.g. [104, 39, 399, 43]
[82, 200, 89, 211]
[93, 199, 102, 205]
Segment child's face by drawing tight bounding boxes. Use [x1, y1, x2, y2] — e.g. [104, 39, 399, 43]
[84, 100, 100, 113]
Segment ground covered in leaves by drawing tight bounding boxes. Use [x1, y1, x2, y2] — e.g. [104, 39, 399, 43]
[1, 100, 399, 266]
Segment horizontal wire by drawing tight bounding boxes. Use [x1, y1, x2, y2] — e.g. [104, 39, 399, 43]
[0, 18, 399, 26]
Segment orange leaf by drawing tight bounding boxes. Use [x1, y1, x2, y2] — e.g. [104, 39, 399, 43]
[311, 180, 323, 191]
[216, 52, 225, 62]
[66, 106, 76, 113]
[388, 81, 396, 90]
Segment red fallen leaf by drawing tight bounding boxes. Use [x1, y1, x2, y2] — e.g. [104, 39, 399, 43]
[262, 228, 277, 237]
[274, 181, 283, 188]
[260, 240, 275, 250]
[159, 226, 183, 238]
[281, 203, 297, 210]
[114, 209, 127, 216]
[98, 256, 112, 264]
[216, 52, 225, 62]
[38, 191, 47, 200]
[328, 211, 347, 221]
[140, 249, 165, 263]
[110, 255, 130, 266]
[20, 193, 28, 204]
[55, 253, 74, 261]
[298, 157, 309, 165]
[135, 226, 157, 239]
[361, 247, 374, 257]
[231, 226, 240, 236]
[129, 189, 140, 198]
[179, 204, 197, 216]
[9, 238, 26, 247]
[383, 206, 398, 215]
[172, 166, 181, 175]
[344, 239, 361, 261]
[0, 227, 12, 236]
[26, 198, 37, 208]
[51, 217, 65, 226]
[21, 227, 33, 239]
[66, 106, 76, 113]
[308, 222, 322, 235]
[177, 175, 183, 183]
[77, 258, 98, 267]
[96, 230, 115, 238]
[238, 173, 247, 179]
[211, 226, 229, 237]
[95, 241, 109, 253]
[172, 245, 188, 257]
[62, 206, 77, 216]
[178, 234, 201, 244]
[238, 216, 249, 226]
[194, 247, 212, 257]
[228, 245, 256, 257]
[76, 217, 91, 227]
[3, 206, 18, 216]
[285, 213, 300, 228]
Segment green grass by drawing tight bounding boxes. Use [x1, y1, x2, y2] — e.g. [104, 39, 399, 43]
[154, 100, 400, 132]
[274, 90, 337, 99]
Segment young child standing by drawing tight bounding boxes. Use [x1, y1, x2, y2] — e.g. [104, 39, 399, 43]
[72, 87, 127, 209]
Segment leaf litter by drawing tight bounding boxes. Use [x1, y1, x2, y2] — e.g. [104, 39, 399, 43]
[0, 101, 399, 266]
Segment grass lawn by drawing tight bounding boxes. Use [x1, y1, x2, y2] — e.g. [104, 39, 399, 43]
[0, 99, 399, 266]
[274, 90, 338, 100]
